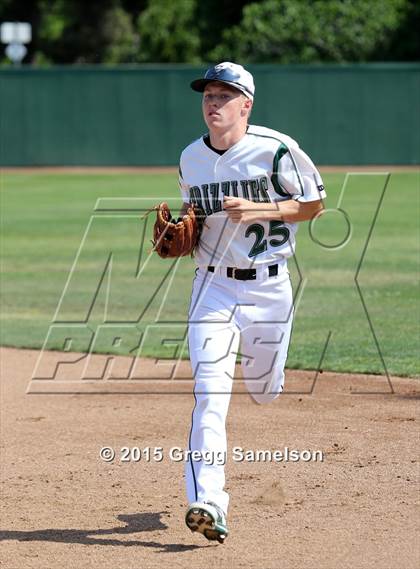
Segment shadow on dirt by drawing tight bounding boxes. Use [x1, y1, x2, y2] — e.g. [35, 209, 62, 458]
[0, 512, 202, 552]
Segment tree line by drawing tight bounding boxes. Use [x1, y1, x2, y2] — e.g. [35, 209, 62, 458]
[0, 0, 418, 65]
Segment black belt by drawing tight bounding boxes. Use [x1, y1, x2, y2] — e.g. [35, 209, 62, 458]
[207, 264, 278, 280]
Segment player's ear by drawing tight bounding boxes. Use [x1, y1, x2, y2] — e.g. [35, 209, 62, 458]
[241, 96, 253, 117]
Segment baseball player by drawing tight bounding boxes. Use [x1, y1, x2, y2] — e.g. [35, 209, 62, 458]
[180, 62, 326, 543]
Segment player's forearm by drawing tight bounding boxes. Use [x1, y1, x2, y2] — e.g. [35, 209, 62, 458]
[259, 200, 324, 223]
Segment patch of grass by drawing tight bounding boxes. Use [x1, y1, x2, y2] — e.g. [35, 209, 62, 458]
[1, 171, 419, 376]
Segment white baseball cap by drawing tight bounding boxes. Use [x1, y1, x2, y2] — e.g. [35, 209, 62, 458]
[191, 62, 255, 100]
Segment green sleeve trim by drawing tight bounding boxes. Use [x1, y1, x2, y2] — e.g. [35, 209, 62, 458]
[271, 143, 290, 197]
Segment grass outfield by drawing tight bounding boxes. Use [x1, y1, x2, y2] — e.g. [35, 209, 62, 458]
[1, 170, 419, 377]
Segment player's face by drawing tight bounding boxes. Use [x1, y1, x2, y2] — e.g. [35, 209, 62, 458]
[202, 83, 251, 131]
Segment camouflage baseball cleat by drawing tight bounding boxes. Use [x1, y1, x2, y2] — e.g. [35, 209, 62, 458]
[185, 501, 228, 544]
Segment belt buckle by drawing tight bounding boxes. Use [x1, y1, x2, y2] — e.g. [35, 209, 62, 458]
[232, 268, 238, 279]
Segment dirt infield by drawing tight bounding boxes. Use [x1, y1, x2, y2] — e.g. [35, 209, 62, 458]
[1, 347, 419, 569]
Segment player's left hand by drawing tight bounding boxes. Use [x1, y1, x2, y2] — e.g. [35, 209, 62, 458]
[223, 196, 265, 223]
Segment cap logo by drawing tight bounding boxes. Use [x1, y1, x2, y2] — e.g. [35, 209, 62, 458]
[214, 63, 232, 72]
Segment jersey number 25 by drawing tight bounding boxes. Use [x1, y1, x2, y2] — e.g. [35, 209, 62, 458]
[245, 221, 290, 258]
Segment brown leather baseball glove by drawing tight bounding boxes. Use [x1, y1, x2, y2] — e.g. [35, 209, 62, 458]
[152, 202, 204, 258]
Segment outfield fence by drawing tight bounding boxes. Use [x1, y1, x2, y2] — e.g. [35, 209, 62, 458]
[1, 63, 419, 166]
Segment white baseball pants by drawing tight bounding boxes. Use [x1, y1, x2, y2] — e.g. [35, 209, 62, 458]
[185, 263, 293, 514]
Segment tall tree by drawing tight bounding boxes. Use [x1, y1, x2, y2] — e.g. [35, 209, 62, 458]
[136, 0, 201, 63]
[36, 0, 138, 63]
[0, 0, 418, 64]
[195, 0, 254, 61]
[210, 0, 412, 63]
[0, 0, 141, 64]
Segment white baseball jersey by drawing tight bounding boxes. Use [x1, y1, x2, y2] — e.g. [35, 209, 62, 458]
[179, 125, 326, 268]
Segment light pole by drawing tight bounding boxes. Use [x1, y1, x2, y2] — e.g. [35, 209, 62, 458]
[1, 22, 32, 66]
